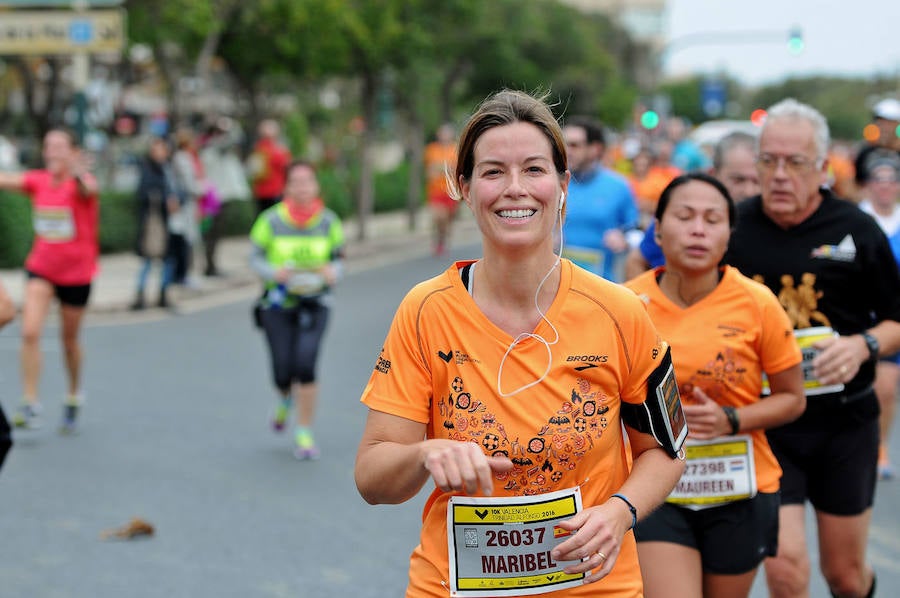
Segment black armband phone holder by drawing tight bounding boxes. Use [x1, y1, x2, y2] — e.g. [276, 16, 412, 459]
[620, 346, 688, 458]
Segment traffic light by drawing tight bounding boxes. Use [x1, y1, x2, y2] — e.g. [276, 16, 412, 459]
[750, 109, 768, 127]
[640, 110, 660, 130]
[787, 27, 804, 54]
[863, 124, 880, 143]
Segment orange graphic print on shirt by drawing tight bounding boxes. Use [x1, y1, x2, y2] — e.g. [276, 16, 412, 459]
[437, 373, 614, 495]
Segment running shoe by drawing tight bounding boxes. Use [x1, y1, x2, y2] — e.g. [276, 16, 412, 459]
[60, 394, 84, 435]
[271, 398, 292, 433]
[293, 428, 320, 460]
[12, 402, 43, 430]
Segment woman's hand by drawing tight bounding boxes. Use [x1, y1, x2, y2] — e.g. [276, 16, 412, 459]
[319, 264, 337, 286]
[422, 439, 512, 496]
[273, 267, 293, 283]
[549, 499, 632, 584]
[71, 149, 95, 179]
[682, 387, 729, 440]
[811, 334, 864, 386]
[71, 150, 98, 196]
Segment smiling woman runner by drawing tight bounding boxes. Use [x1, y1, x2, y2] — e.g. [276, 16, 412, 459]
[624, 173, 805, 598]
[0, 128, 99, 434]
[355, 89, 686, 598]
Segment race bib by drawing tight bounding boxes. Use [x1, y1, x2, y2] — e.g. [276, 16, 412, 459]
[762, 327, 843, 397]
[33, 206, 75, 242]
[447, 487, 584, 597]
[667, 435, 757, 510]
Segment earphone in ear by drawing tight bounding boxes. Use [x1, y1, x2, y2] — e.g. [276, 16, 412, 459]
[558, 192, 566, 211]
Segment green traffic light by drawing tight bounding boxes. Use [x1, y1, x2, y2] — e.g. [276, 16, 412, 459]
[788, 27, 804, 54]
[641, 111, 659, 129]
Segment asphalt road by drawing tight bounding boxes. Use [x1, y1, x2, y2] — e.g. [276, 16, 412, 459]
[1, 244, 898, 598]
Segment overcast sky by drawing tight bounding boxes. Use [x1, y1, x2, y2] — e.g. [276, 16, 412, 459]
[664, 0, 900, 87]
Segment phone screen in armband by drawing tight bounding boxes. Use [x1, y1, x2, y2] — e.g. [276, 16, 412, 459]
[646, 347, 688, 456]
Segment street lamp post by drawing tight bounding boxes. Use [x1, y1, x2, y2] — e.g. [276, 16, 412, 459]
[72, 0, 90, 145]
[654, 25, 804, 87]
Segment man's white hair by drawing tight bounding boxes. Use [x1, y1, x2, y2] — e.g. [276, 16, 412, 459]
[761, 98, 830, 162]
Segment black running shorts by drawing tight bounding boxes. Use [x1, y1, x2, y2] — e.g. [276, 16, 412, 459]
[635, 492, 780, 575]
[26, 271, 92, 307]
[766, 391, 879, 515]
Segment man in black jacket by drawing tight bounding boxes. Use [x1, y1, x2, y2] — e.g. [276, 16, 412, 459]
[726, 98, 900, 598]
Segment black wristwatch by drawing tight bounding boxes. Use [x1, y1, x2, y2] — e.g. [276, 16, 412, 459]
[862, 331, 880, 362]
[722, 406, 740, 435]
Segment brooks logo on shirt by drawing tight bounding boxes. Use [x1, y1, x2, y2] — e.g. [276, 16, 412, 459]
[811, 234, 856, 262]
[567, 355, 608, 364]
[566, 355, 608, 371]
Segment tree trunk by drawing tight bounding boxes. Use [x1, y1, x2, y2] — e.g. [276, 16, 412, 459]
[356, 71, 379, 242]
[11, 56, 57, 145]
[440, 58, 470, 124]
[405, 111, 424, 232]
[195, 28, 223, 85]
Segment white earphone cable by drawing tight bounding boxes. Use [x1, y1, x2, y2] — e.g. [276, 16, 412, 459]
[497, 195, 566, 397]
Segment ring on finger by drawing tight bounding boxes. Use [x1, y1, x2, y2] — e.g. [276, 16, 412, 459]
[596, 551, 607, 561]
[840, 365, 848, 375]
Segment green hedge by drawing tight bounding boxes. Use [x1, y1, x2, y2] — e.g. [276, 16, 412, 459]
[0, 162, 414, 269]
[0, 191, 33, 268]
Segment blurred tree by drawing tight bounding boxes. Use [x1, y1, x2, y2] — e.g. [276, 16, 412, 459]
[6, 57, 66, 143]
[747, 75, 898, 141]
[329, 0, 419, 240]
[123, 0, 644, 233]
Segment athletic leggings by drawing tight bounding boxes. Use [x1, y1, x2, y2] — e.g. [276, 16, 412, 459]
[260, 298, 330, 392]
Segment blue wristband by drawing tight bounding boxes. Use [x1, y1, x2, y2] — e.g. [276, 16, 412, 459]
[611, 493, 637, 530]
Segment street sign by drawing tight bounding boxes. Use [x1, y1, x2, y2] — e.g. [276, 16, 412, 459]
[701, 79, 727, 118]
[0, 9, 124, 54]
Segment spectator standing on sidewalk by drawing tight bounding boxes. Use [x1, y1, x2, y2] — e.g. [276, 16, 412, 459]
[199, 117, 251, 277]
[171, 127, 204, 287]
[250, 160, 344, 460]
[248, 119, 291, 217]
[0, 128, 99, 433]
[131, 136, 179, 310]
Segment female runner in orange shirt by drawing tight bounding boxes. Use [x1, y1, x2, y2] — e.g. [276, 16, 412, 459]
[625, 173, 805, 598]
[355, 90, 686, 598]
